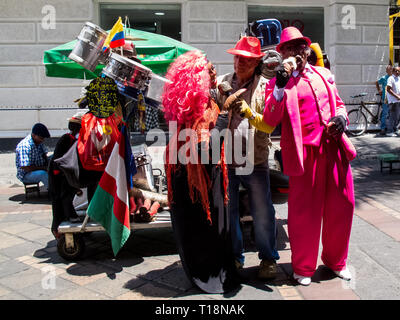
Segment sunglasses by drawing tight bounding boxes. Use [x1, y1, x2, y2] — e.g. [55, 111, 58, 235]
[281, 42, 308, 53]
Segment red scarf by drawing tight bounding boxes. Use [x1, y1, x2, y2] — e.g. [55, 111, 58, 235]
[165, 99, 228, 223]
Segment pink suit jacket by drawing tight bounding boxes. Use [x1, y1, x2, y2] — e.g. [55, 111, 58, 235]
[263, 65, 356, 176]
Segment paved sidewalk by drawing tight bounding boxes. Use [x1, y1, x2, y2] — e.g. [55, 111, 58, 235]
[0, 133, 399, 300]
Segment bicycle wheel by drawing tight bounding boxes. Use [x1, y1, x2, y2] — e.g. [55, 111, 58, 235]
[347, 109, 368, 136]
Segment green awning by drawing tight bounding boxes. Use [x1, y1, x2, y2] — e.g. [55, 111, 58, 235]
[43, 27, 200, 79]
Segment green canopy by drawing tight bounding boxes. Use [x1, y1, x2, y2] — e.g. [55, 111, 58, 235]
[43, 28, 200, 79]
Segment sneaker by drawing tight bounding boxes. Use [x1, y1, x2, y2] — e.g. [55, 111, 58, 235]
[235, 260, 244, 270]
[386, 132, 397, 137]
[293, 272, 311, 286]
[257, 260, 277, 280]
[378, 130, 386, 136]
[334, 267, 352, 281]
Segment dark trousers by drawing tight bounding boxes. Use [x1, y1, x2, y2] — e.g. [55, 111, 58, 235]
[387, 102, 400, 133]
[50, 176, 78, 232]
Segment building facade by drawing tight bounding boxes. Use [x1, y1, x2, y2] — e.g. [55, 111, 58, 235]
[0, 0, 390, 137]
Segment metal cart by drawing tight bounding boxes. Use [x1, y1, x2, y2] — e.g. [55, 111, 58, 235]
[56, 143, 170, 261]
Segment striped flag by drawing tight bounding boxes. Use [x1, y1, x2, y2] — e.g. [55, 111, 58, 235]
[87, 125, 136, 256]
[102, 17, 125, 52]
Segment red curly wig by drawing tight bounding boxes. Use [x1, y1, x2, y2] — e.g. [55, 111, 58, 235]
[162, 50, 210, 126]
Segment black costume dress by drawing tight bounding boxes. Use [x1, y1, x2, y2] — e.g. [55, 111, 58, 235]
[166, 102, 239, 294]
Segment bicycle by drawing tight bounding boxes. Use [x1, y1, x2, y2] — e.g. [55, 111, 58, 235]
[346, 93, 383, 136]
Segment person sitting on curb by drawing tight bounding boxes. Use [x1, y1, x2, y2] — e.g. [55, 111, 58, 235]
[15, 123, 50, 191]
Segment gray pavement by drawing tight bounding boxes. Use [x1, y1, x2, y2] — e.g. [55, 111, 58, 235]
[0, 133, 399, 300]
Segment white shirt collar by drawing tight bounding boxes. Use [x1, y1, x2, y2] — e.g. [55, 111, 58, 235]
[293, 63, 313, 78]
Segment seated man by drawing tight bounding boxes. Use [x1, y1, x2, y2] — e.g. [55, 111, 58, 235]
[16, 123, 50, 190]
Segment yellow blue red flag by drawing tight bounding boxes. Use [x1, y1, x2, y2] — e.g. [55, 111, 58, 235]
[102, 17, 125, 51]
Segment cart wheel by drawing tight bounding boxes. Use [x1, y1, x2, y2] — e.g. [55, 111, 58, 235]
[57, 234, 85, 261]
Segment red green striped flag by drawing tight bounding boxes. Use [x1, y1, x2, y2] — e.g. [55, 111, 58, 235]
[87, 126, 136, 256]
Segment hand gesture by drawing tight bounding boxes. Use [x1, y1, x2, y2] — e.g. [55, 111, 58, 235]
[276, 61, 295, 88]
[327, 116, 346, 139]
[231, 99, 253, 119]
[223, 88, 247, 111]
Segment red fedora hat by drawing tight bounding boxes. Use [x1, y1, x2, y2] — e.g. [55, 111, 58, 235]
[276, 27, 311, 53]
[227, 36, 265, 58]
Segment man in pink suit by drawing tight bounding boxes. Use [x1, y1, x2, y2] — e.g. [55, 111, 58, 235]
[255, 27, 356, 286]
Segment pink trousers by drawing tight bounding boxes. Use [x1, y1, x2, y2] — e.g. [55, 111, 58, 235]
[288, 137, 355, 277]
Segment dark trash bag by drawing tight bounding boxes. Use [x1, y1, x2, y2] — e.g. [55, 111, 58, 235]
[54, 141, 80, 189]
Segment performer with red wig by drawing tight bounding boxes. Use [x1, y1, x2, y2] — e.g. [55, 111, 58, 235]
[163, 50, 239, 294]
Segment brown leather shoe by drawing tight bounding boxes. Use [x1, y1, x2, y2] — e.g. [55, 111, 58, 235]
[258, 260, 277, 279]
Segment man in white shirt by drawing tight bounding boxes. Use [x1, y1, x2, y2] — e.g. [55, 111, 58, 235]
[386, 66, 400, 136]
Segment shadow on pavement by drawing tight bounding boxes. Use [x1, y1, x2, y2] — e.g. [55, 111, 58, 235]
[8, 193, 51, 205]
[279, 262, 337, 286]
[126, 253, 296, 299]
[311, 265, 337, 283]
[125, 228, 178, 257]
[242, 218, 289, 253]
[121, 261, 247, 299]
[65, 255, 145, 280]
[349, 135, 400, 208]
[32, 228, 178, 279]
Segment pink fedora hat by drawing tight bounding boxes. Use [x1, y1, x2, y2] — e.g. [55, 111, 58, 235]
[276, 27, 311, 53]
[227, 36, 265, 58]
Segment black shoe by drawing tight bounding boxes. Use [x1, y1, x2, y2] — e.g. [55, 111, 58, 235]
[379, 130, 386, 136]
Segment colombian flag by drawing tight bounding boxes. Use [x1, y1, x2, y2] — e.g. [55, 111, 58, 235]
[102, 17, 125, 51]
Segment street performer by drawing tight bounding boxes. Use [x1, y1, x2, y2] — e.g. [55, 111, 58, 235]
[163, 50, 238, 293]
[235, 27, 356, 286]
[216, 36, 279, 280]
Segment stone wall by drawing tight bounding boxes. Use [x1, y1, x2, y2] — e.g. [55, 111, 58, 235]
[182, 1, 247, 75]
[0, 0, 93, 136]
[328, 0, 390, 103]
